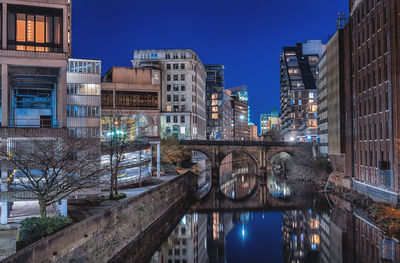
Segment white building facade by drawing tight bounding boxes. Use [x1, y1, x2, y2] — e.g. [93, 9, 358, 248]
[132, 49, 206, 140]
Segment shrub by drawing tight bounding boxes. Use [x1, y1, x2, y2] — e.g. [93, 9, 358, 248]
[110, 192, 127, 200]
[17, 216, 73, 250]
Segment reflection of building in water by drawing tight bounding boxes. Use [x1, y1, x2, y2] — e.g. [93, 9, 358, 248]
[219, 153, 233, 183]
[151, 213, 208, 263]
[354, 211, 399, 263]
[219, 152, 256, 199]
[192, 151, 211, 192]
[207, 212, 234, 263]
[282, 209, 320, 263]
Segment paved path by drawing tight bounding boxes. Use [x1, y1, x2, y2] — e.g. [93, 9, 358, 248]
[68, 175, 178, 222]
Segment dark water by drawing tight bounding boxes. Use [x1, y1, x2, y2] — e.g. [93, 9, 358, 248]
[149, 153, 399, 263]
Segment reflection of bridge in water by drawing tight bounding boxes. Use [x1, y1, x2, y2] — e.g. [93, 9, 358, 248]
[191, 173, 318, 213]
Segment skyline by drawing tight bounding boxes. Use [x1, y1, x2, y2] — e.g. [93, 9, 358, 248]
[71, 0, 348, 128]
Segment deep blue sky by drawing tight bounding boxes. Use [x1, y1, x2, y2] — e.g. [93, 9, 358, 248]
[72, 0, 348, 128]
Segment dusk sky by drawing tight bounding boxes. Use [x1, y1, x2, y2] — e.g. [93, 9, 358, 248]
[72, 0, 348, 128]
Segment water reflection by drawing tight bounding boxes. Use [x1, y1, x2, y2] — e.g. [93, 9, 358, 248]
[219, 152, 257, 200]
[150, 197, 400, 263]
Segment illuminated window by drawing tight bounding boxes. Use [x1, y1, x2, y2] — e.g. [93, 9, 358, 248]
[8, 6, 63, 52]
[212, 106, 218, 113]
[166, 105, 172, 112]
[212, 113, 218, 119]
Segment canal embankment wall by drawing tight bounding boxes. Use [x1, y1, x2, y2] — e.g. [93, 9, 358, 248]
[1, 172, 198, 263]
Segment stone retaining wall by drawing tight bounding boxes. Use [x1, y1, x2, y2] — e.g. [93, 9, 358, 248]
[1, 172, 198, 263]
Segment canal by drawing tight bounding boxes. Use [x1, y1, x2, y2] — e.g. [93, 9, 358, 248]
[144, 151, 400, 263]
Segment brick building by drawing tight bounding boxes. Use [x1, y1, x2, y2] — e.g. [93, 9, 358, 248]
[348, 0, 400, 203]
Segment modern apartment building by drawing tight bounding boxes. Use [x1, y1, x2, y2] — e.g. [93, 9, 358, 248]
[231, 96, 249, 141]
[260, 109, 281, 134]
[280, 40, 324, 142]
[205, 65, 233, 140]
[67, 59, 101, 138]
[348, 0, 400, 204]
[317, 51, 328, 155]
[0, 0, 71, 224]
[249, 125, 258, 141]
[229, 86, 251, 126]
[132, 49, 206, 140]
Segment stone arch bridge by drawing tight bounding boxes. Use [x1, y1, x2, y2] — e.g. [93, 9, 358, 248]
[180, 140, 317, 175]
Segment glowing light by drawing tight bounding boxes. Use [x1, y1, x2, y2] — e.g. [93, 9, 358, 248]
[290, 136, 295, 142]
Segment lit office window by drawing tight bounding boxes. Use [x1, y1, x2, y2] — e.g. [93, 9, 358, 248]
[8, 5, 63, 52]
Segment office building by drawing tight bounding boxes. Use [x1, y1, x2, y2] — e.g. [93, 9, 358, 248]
[229, 86, 252, 126]
[260, 109, 281, 134]
[231, 96, 249, 141]
[280, 40, 324, 142]
[0, 0, 72, 224]
[205, 65, 233, 140]
[347, 0, 400, 204]
[67, 59, 101, 138]
[249, 125, 258, 141]
[132, 49, 206, 140]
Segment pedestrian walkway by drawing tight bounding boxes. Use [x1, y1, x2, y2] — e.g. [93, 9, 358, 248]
[68, 175, 178, 222]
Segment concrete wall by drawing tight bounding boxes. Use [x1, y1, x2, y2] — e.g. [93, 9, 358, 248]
[1, 172, 198, 263]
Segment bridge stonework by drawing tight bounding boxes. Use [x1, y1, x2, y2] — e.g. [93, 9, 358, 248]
[180, 140, 316, 175]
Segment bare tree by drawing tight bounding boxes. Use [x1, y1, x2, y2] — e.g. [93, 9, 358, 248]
[102, 118, 131, 199]
[0, 135, 102, 217]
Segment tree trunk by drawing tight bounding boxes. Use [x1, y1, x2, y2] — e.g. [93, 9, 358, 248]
[39, 200, 47, 218]
[114, 175, 118, 195]
[110, 172, 114, 199]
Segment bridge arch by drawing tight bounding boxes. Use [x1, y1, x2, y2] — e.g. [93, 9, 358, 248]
[219, 149, 259, 175]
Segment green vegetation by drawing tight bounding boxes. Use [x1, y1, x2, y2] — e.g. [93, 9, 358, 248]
[110, 192, 127, 200]
[17, 216, 73, 250]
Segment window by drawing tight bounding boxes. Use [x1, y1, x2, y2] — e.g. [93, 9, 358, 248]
[181, 63, 185, 69]
[181, 85, 185, 91]
[181, 74, 185, 81]
[173, 75, 178, 81]
[181, 116, 185, 123]
[167, 64, 171, 69]
[180, 126, 185, 134]
[181, 94, 185, 101]
[167, 75, 171, 81]
[173, 105, 179, 112]
[165, 53, 170, 59]
[166, 116, 171, 123]
[8, 5, 63, 52]
[167, 85, 171, 91]
[167, 95, 171, 102]
[173, 95, 179, 101]
[173, 116, 178, 123]
[173, 64, 178, 69]
[181, 105, 186, 112]
[166, 105, 172, 112]
[173, 84, 179, 91]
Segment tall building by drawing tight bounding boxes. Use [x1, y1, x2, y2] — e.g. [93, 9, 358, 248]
[132, 49, 206, 140]
[260, 109, 281, 134]
[280, 40, 324, 142]
[317, 51, 328, 155]
[67, 59, 101, 138]
[317, 24, 349, 178]
[231, 96, 249, 141]
[347, 0, 400, 204]
[249, 125, 258, 141]
[229, 86, 252, 126]
[205, 65, 233, 140]
[0, 0, 72, 224]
